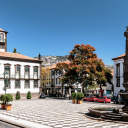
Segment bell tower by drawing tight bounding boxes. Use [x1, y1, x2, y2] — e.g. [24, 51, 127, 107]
[0, 28, 8, 52]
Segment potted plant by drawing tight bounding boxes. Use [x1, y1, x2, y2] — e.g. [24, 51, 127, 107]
[27, 91, 31, 99]
[5, 94, 13, 110]
[71, 92, 77, 103]
[0, 94, 6, 109]
[77, 92, 84, 104]
[16, 91, 20, 100]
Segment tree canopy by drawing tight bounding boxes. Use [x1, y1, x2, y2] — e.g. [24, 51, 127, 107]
[41, 67, 51, 86]
[56, 44, 112, 92]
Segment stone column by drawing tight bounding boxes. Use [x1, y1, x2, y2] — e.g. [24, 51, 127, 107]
[123, 27, 128, 91]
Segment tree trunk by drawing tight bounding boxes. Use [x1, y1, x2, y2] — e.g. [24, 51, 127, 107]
[100, 84, 102, 90]
[61, 83, 64, 97]
[82, 83, 84, 93]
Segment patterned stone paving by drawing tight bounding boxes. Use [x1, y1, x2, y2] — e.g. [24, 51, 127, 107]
[0, 98, 128, 128]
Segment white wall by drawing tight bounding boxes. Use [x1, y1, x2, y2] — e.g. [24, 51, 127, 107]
[113, 59, 125, 96]
[0, 59, 40, 94]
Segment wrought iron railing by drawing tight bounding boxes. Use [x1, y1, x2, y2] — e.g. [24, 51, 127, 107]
[0, 75, 40, 79]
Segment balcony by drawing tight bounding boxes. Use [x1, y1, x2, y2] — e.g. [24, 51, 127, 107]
[0, 74, 40, 80]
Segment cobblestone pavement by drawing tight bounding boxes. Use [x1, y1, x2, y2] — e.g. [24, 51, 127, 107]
[0, 98, 128, 128]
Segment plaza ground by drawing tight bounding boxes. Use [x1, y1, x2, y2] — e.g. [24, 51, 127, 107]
[0, 98, 127, 128]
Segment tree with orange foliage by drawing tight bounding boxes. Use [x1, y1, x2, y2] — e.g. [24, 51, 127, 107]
[41, 67, 51, 93]
[56, 44, 112, 93]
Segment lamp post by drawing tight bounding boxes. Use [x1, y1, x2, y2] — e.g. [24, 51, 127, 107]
[3, 72, 8, 94]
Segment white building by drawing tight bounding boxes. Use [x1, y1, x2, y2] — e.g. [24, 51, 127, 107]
[44, 61, 82, 97]
[112, 54, 125, 96]
[0, 28, 42, 97]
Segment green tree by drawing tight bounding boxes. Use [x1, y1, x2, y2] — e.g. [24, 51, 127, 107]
[27, 91, 31, 99]
[41, 67, 51, 93]
[15, 91, 20, 100]
[56, 44, 112, 93]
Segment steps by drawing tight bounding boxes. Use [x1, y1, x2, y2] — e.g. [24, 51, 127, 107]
[122, 107, 128, 113]
[101, 112, 123, 121]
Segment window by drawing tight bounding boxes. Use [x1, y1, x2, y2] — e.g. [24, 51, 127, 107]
[15, 80, 20, 88]
[56, 78, 57, 84]
[15, 66, 20, 79]
[116, 78, 120, 87]
[5, 79, 10, 88]
[116, 64, 120, 77]
[25, 67, 29, 79]
[5, 66, 10, 78]
[0, 33, 4, 42]
[34, 80, 38, 88]
[25, 80, 30, 88]
[34, 67, 38, 79]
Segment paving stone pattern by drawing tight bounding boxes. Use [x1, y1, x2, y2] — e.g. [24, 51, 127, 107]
[0, 98, 128, 128]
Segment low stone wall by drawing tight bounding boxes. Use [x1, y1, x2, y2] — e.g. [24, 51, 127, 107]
[88, 107, 111, 117]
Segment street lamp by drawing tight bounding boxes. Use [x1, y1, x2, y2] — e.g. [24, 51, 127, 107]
[3, 72, 8, 94]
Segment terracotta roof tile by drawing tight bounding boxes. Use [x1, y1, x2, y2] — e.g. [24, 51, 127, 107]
[0, 28, 4, 31]
[49, 61, 70, 69]
[0, 52, 39, 61]
[112, 53, 125, 60]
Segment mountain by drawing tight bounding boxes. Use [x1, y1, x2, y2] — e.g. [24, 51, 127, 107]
[36, 55, 69, 67]
[34, 55, 114, 70]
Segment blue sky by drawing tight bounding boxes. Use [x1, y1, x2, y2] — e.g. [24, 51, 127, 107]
[0, 0, 128, 65]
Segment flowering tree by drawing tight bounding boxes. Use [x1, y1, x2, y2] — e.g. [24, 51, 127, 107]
[41, 67, 51, 93]
[56, 44, 112, 93]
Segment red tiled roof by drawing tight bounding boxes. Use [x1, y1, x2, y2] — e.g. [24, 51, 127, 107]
[49, 61, 70, 69]
[0, 52, 40, 62]
[112, 53, 125, 60]
[0, 28, 4, 31]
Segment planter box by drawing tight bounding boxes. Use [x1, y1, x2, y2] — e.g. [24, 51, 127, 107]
[1, 104, 5, 109]
[72, 100, 77, 104]
[78, 100, 82, 104]
[5, 104, 12, 111]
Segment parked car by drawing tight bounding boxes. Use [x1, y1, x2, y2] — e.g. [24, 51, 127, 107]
[114, 96, 125, 104]
[83, 96, 98, 102]
[97, 96, 111, 103]
[39, 93, 45, 98]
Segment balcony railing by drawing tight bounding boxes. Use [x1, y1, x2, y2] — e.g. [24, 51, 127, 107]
[0, 75, 40, 79]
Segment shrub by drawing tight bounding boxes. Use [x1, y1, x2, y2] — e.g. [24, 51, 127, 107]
[71, 92, 77, 100]
[16, 91, 20, 100]
[5, 94, 13, 104]
[27, 91, 31, 99]
[0, 95, 6, 104]
[77, 92, 84, 100]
